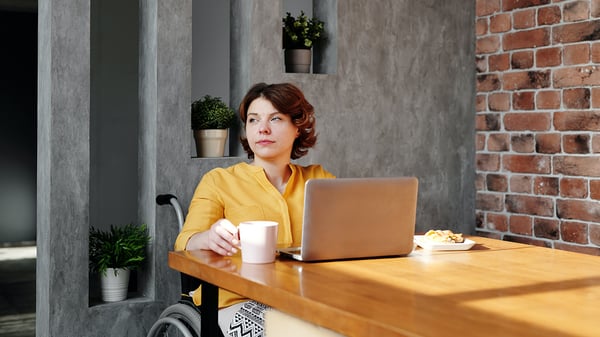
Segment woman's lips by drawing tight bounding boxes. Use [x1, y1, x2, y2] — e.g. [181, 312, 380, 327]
[257, 139, 274, 145]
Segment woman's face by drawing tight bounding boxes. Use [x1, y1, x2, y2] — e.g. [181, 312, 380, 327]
[245, 97, 299, 162]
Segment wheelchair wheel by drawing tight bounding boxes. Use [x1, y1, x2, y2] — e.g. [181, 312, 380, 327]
[147, 302, 203, 337]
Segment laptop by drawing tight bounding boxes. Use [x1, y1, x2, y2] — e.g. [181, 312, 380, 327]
[278, 176, 418, 261]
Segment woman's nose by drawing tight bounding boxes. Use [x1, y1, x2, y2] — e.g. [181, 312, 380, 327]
[258, 120, 270, 134]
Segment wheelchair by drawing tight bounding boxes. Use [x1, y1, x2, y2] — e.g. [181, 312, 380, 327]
[146, 194, 225, 337]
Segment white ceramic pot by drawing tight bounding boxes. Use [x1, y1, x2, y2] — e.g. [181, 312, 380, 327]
[194, 129, 228, 157]
[101, 267, 130, 302]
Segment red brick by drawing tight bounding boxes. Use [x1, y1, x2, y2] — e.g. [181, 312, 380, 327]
[553, 20, 600, 43]
[536, 90, 561, 109]
[536, 47, 561, 67]
[490, 13, 511, 32]
[488, 133, 510, 151]
[477, 74, 502, 91]
[477, 153, 501, 171]
[593, 42, 600, 62]
[487, 213, 509, 231]
[563, 134, 590, 153]
[511, 133, 535, 152]
[505, 194, 554, 216]
[504, 70, 551, 90]
[503, 28, 550, 51]
[591, 180, 600, 200]
[560, 221, 588, 244]
[554, 111, 600, 131]
[476, 56, 487, 73]
[476, 134, 486, 151]
[504, 112, 552, 131]
[477, 35, 501, 54]
[477, 192, 505, 211]
[476, 212, 485, 229]
[511, 51, 534, 69]
[554, 156, 600, 177]
[476, 115, 487, 130]
[476, 113, 501, 131]
[563, 88, 591, 109]
[564, 43, 591, 65]
[558, 199, 600, 222]
[510, 215, 533, 235]
[593, 134, 600, 152]
[594, 0, 600, 18]
[538, 5, 562, 25]
[503, 154, 551, 174]
[554, 242, 600, 255]
[476, 18, 488, 36]
[489, 53, 510, 71]
[487, 173, 509, 191]
[503, 0, 550, 11]
[534, 218, 560, 239]
[592, 87, 600, 107]
[476, 173, 487, 191]
[560, 177, 588, 198]
[476, 94, 487, 112]
[488, 92, 510, 111]
[553, 66, 600, 88]
[535, 133, 562, 153]
[563, 1, 590, 22]
[505, 235, 553, 248]
[513, 9, 536, 29]
[477, 0, 501, 16]
[510, 175, 533, 193]
[534, 176, 559, 195]
[513, 91, 535, 110]
[591, 224, 600, 245]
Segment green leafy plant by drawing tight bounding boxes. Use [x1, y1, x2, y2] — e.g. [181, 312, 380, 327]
[89, 223, 151, 276]
[282, 11, 325, 49]
[191, 95, 236, 130]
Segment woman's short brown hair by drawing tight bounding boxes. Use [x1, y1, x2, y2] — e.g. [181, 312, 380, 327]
[239, 82, 317, 160]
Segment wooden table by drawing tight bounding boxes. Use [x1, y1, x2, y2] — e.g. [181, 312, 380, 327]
[168, 237, 600, 337]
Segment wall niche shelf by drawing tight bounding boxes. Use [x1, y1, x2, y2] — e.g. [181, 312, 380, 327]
[282, 0, 337, 75]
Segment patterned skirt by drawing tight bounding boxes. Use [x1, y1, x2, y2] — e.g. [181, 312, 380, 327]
[227, 300, 270, 337]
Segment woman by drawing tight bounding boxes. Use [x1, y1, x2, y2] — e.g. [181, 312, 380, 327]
[175, 82, 335, 336]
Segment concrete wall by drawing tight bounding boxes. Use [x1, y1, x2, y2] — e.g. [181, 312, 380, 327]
[231, 0, 476, 234]
[37, 0, 475, 335]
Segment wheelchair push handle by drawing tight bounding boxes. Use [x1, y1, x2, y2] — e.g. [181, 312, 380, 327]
[156, 194, 185, 231]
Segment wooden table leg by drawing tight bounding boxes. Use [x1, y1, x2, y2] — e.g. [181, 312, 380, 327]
[200, 281, 221, 337]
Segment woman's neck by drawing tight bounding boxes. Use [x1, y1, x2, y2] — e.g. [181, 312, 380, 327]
[252, 158, 292, 193]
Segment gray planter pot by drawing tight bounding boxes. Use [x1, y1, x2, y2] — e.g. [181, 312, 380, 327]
[284, 49, 311, 73]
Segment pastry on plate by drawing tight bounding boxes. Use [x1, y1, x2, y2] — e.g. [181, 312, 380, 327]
[423, 229, 464, 243]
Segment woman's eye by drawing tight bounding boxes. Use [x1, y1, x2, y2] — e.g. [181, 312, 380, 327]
[271, 116, 282, 122]
[248, 118, 258, 123]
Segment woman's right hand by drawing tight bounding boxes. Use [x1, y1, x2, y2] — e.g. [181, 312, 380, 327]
[186, 219, 240, 256]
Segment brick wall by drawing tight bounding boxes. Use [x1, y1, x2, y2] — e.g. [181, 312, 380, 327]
[475, 0, 600, 255]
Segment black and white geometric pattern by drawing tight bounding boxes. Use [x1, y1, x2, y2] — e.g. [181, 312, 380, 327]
[228, 300, 270, 337]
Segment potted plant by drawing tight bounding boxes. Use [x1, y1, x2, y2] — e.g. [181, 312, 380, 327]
[282, 11, 325, 73]
[191, 95, 236, 157]
[89, 223, 151, 302]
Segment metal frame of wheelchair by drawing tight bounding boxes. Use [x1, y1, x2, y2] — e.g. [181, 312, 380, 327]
[146, 194, 224, 337]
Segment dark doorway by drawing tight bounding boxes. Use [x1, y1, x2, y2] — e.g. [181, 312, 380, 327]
[0, 6, 37, 337]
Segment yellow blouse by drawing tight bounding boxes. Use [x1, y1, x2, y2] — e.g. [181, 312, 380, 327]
[175, 161, 335, 307]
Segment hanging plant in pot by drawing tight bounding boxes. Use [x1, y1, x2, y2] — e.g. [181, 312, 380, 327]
[89, 223, 151, 302]
[282, 11, 325, 73]
[191, 95, 236, 158]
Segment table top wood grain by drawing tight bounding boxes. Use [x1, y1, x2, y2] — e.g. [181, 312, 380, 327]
[169, 237, 600, 337]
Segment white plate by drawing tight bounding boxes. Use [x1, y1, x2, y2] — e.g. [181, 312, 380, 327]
[414, 235, 476, 251]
